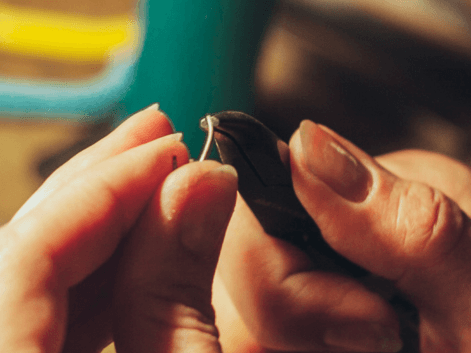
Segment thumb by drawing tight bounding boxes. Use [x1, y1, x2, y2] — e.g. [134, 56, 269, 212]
[113, 161, 238, 353]
[290, 120, 471, 350]
[289, 120, 466, 281]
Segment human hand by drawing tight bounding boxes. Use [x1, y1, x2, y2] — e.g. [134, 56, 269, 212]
[215, 119, 471, 352]
[0, 105, 238, 353]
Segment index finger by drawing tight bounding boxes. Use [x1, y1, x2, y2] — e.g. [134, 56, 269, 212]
[290, 121, 471, 349]
[7, 135, 188, 287]
[13, 104, 175, 221]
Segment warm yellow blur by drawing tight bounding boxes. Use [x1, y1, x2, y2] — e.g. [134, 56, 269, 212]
[0, 3, 138, 62]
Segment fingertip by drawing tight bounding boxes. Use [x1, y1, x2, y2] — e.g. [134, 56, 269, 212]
[96, 105, 174, 161]
[18, 134, 191, 287]
[139, 134, 190, 176]
[291, 120, 372, 202]
[288, 122, 387, 273]
[177, 164, 237, 256]
[288, 125, 303, 158]
[123, 104, 176, 143]
[160, 161, 238, 257]
[288, 126, 311, 188]
[112, 161, 234, 353]
[288, 124, 349, 231]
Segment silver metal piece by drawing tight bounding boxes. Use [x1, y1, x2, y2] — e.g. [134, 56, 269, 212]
[198, 115, 218, 161]
[200, 114, 219, 130]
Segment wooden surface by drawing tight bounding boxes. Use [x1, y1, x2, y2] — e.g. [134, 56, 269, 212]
[0, 119, 87, 224]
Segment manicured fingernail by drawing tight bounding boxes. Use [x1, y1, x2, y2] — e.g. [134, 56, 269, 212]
[324, 323, 403, 352]
[166, 132, 183, 142]
[299, 120, 371, 202]
[179, 165, 238, 255]
[157, 132, 183, 144]
[137, 103, 160, 113]
[146, 103, 160, 111]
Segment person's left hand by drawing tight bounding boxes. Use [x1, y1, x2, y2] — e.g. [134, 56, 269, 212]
[0, 105, 238, 353]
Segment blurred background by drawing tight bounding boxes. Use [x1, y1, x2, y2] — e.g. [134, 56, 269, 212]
[254, 0, 471, 159]
[3, 0, 471, 225]
[0, 0, 273, 224]
[1, 0, 471, 351]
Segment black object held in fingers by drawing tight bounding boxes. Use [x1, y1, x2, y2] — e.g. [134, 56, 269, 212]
[200, 111, 368, 277]
[199, 111, 419, 353]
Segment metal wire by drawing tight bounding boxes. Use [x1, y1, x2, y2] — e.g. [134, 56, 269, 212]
[198, 115, 215, 161]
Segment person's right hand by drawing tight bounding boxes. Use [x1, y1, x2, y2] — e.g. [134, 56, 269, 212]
[0, 104, 239, 353]
[214, 120, 471, 353]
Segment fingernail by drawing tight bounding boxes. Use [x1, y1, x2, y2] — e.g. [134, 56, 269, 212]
[179, 165, 238, 255]
[146, 103, 160, 111]
[324, 323, 403, 352]
[164, 132, 183, 142]
[137, 103, 160, 113]
[299, 120, 371, 202]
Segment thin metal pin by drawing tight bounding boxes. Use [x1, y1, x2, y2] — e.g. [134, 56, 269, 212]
[172, 155, 178, 170]
[198, 115, 215, 161]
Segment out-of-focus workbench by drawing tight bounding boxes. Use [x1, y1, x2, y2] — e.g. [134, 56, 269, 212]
[0, 117, 116, 226]
[0, 120, 84, 224]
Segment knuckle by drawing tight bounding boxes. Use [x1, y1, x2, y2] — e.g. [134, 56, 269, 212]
[118, 285, 218, 337]
[396, 181, 465, 262]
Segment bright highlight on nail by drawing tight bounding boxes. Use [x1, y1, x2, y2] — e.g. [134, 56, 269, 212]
[329, 141, 358, 167]
[299, 120, 372, 202]
[199, 115, 218, 162]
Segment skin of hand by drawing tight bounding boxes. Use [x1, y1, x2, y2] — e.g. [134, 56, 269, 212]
[0, 104, 238, 353]
[215, 119, 471, 353]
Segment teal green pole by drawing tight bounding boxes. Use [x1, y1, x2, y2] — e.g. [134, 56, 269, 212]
[121, 0, 275, 156]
